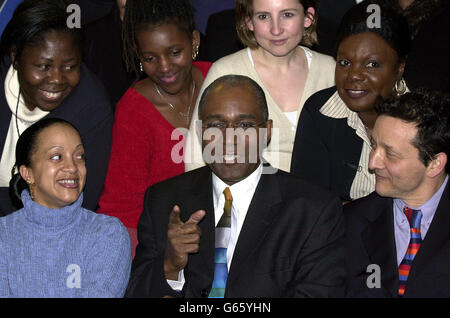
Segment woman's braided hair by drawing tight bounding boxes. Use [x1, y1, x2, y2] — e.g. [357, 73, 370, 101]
[122, 0, 196, 78]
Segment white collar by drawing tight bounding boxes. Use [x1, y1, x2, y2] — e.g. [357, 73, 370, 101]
[212, 163, 263, 226]
[320, 90, 358, 123]
[320, 90, 370, 144]
[4, 65, 49, 124]
[211, 164, 263, 269]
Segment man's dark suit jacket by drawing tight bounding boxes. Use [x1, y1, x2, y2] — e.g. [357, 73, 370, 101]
[126, 166, 346, 298]
[290, 87, 363, 202]
[0, 58, 113, 215]
[344, 181, 450, 297]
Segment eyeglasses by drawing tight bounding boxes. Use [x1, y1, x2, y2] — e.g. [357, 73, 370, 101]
[201, 120, 267, 130]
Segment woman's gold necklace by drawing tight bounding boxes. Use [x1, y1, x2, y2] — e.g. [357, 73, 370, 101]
[154, 80, 196, 124]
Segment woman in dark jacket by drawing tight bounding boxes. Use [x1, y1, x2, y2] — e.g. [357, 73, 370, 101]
[0, 0, 113, 215]
[290, 0, 411, 202]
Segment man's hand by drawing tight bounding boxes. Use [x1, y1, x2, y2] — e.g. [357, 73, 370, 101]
[164, 205, 206, 281]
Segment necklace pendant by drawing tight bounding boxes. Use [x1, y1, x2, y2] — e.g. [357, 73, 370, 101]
[154, 80, 196, 124]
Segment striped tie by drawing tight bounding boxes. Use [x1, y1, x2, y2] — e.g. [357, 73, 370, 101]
[398, 207, 422, 297]
[209, 187, 233, 298]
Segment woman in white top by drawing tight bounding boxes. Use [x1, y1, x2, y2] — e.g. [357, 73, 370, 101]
[184, 0, 336, 172]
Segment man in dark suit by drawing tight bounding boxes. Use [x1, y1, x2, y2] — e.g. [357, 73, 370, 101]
[125, 75, 346, 298]
[344, 89, 450, 297]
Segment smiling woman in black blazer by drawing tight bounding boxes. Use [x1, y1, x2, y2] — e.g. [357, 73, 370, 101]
[0, 0, 113, 215]
[290, 0, 411, 202]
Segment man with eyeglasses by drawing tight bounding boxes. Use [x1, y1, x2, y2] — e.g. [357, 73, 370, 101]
[125, 75, 345, 298]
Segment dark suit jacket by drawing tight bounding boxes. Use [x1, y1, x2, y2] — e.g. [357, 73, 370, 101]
[403, 2, 450, 94]
[125, 165, 346, 298]
[290, 87, 363, 201]
[0, 58, 113, 216]
[82, 5, 136, 106]
[203, 9, 244, 63]
[313, 0, 357, 56]
[72, 0, 114, 26]
[344, 182, 450, 297]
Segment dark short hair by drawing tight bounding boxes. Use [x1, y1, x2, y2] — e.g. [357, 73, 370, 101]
[0, 0, 82, 63]
[335, 0, 410, 60]
[9, 118, 80, 208]
[374, 88, 450, 173]
[198, 75, 269, 122]
[122, 0, 196, 77]
[235, 0, 319, 49]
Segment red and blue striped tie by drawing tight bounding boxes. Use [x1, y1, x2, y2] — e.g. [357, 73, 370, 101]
[398, 207, 422, 297]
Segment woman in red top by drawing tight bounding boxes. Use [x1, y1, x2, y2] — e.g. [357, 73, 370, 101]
[97, 0, 211, 255]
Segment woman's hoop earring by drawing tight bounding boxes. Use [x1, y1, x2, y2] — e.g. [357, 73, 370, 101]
[394, 78, 407, 96]
[139, 62, 143, 72]
[192, 45, 199, 60]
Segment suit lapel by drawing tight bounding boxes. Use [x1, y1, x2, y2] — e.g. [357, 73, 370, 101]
[226, 172, 282, 290]
[182, 167, 215, 293]
[407, 181, 450, 286]
[362, 197, 398, 297]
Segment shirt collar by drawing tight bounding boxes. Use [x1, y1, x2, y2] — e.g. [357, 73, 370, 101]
[394, 174, 449, 225]
[212, 164, 263, 217]
[320, 90, 370, 144]
[320, 90, 349, 117]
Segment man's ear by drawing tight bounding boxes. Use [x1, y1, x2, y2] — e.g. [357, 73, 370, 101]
[427, 152, 447, 178]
